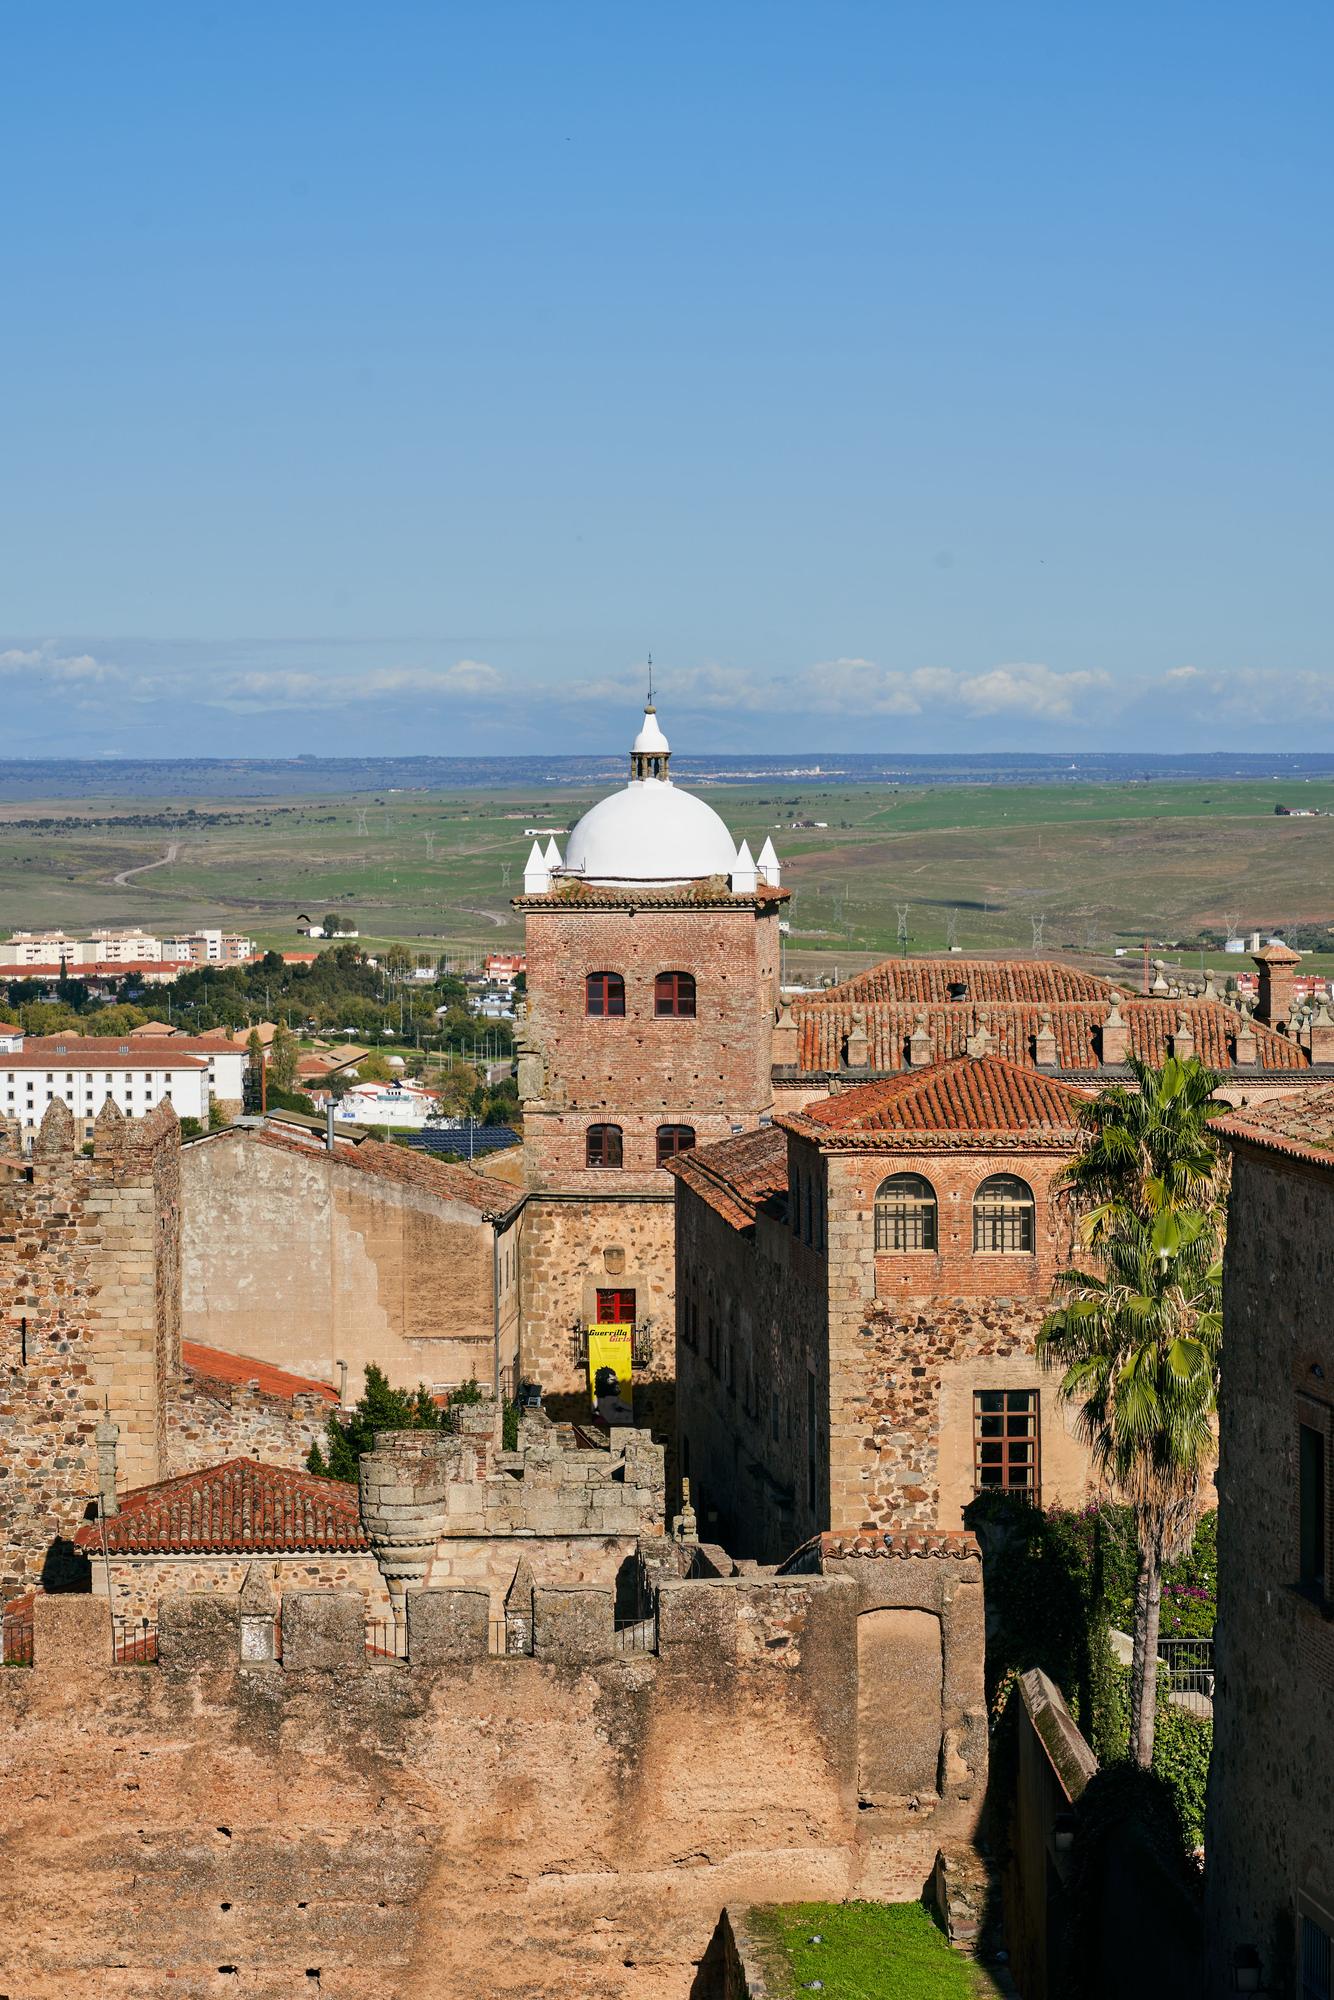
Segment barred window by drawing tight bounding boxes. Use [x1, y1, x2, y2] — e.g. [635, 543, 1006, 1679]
[585, 972, 625, 1017]
[656, 1123, 696, 1167]
[586, 1123, 623, 1169]
[973, 1174, 1035, 1253]
[874, 1173, 937, 1252]
[974, 1389, 1040, 1499]
[654, 971, 696, 1018]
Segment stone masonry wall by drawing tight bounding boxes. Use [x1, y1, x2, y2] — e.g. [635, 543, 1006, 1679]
[1206, 1142, 1334, 2000]
[519, 899, 781, 1194]
[0, 1100, 181, 1601]
[165, 1367, 331, 1476]
[181, 1128, 519, 1394]
[519, 1188, 676, 1404]
[2, 1575, 863, 1998]
[96, 1550, 389, 1622]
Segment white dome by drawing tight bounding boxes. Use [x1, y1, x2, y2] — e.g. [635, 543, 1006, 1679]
[564, 778, 739, 886]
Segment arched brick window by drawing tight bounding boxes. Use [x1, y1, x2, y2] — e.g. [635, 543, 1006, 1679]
[656, 1123, 696, 1167]
[586, 972, 626, 1017]
[874, 1173, 937, 1252]
[973, 1174, 1035, 1253]
[586, 1123, 623, 1169]
[654, 971, 697, 1018]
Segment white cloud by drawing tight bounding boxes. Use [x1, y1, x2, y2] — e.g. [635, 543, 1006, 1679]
[199, 659, 507, 712]
[0, 645, 118, 685]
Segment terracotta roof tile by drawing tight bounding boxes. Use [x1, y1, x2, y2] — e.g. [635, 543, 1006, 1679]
[181, 1341, 338, 1404]
[776, 1055, 1089, 1146]
[664, 1124, 789, 1231]
[1216, 1084, 1334, 1168]
[790, 994, 1307, 1074]
[818, 958, 1111, 1005]
[73, 1458, 368, 1556]
[513, 881, 787, 910]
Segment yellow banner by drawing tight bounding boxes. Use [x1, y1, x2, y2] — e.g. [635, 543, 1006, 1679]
[587, 1322, 634, 1426]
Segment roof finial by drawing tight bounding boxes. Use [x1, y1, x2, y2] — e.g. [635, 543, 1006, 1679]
[646, 651, 654, 709]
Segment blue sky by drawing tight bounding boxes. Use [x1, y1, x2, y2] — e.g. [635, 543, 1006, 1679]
[3, 2, 1332, 757]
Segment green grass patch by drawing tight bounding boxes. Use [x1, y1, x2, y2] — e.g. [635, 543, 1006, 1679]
[745, 1900, 987, 1999]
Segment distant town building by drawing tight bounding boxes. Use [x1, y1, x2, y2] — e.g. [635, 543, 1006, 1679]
[0, 926, 255, 977]
[483, 952, 526, 987]
[0, 1035, 214, 1141]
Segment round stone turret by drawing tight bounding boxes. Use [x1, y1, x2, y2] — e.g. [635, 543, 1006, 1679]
[358, 1430, 453, 1624]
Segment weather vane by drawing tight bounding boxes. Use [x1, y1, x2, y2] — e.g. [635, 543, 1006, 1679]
[646, 651, 654, 706]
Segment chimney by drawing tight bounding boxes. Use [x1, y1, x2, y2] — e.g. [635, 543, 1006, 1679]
[1252, 943, 1301, 1026]
[843, 1008, 869, 1070]
[771, 1002, 799, 1066]
[1234, 1014, 1257, 1066]
[1099, 998, 1129, 1066]
[1033, 1011, 1058, 1067]
[96, 1410, 119, 1518]
[1171, 1012, 1196, 1062]
[908, 1014, 933, 1068]
[1309, 999, 1334, 1065]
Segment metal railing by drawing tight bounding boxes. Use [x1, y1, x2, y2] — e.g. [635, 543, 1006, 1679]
[1157, 1636, 1214, 1696]
[2, 1618, 34, 1667]
[569, 1320, 655, 1370]
[365, 1617, 407, 1660]
[613, 1614, 658, 1656]
[112, 1616, 158, 1664]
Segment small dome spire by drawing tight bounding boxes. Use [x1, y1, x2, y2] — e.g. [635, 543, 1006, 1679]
[630, 702, 671, 781]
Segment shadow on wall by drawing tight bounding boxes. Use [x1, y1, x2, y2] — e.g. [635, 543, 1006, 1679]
[543, 1380, 679, 1501]
[40, 1537, 92, 1594]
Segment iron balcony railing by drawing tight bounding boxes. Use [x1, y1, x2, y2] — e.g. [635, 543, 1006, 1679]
[112, 1616, 158, 1664]
[1157, 1636, 1214, 1697]
[2, 1617, 33, 1667]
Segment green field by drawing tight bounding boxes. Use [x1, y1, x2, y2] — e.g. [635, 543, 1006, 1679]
[2, 777, 1333, 977]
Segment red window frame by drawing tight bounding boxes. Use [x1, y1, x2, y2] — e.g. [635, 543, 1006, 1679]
[586, 1124, 623, 1169]
[586, 972, 626, 1017]
[973, 1389, 1040, 1499]
[655, 1123, 696, 1167]
[596, 1287, 636, 1325]
[654, 971, 697, 1018]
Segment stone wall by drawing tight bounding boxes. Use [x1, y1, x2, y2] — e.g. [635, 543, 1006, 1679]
[2, 1576, 866, 1999]
[1206, 1141, 1334, 1998]
[181, 1127, 521, 1394]
[0, 1099, 181, 1601]
[518, 1188, 677, 1409]
[95, 1549, 390, 1622]
[165, 1364, 331, 1476]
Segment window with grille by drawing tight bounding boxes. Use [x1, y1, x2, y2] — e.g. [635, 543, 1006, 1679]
[973, 1174, 1036, 1253]
[874, 1173, 937, 1252]
[974, 1389, 1040, 1498]
[585, 972, 626, 1017]
[656, 1123, 696, 1167]
[654, 971, 696, 1018]
[595, 1287, 636, 1324]
[586, 1123, 623, 1169]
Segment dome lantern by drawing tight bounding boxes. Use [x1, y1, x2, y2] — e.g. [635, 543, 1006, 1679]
[630, 703, 671, 782]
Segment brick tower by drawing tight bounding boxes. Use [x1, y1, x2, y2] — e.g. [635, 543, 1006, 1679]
[513, 700, 786, 1419]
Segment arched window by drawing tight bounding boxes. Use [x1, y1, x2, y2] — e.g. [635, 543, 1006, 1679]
[654, 971, 697, 1018]
[874, 1173, 938, 1252]
[656, 1123, 696, 1167]
[586, 1123, 623, 1169]
[973, 1174, 1036, 1253]
[586, 972, 625, 1017]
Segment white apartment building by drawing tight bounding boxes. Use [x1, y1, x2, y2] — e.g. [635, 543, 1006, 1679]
[0, 927, 255, 971]
[0, 1041, 210, 1143]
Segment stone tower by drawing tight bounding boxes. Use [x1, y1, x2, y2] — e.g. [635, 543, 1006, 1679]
[513, 701, 786, 1416]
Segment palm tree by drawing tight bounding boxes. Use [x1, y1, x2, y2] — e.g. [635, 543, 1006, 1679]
[1038, 1055, 1225, 1766]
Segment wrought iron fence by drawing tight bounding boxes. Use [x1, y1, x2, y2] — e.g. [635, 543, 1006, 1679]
[112, 1616, 158, 1664]
[613, 1614, 658, 1656]
[569, 1321, 654, 1369]
[1157, 1636, 1214, 1696]
[2, 1618, 34, 1667]
[365, 1617, 407, 1660]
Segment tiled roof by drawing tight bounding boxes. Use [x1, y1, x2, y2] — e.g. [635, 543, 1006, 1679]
[73, 1458, 368, 1555]
[181, 1341, 339, 1404]
[776, 1055, 1088, 1146]
[790, 996, 1308, 1074]
[1216, 1084, 1334, 1168]
[513, 881, 787, 910]
[816, 958, 1112, 1005]
[0, 1044, 208, 1071]
[665, 1124, 789, 1231]
[252, 1126, 523, 1220]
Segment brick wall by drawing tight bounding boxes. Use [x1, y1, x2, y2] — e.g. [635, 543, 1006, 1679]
[0, 1101, 181, 1601]
[519, 898, 781, 1193]
[1206, 1142, 1334, 1998]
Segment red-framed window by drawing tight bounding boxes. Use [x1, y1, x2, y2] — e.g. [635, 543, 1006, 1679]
[655, 1123, 696, 1167]
[654, 971, 696, 1018]
[586, 1124, 623, 1169]
[973, 1389, 1040, 1498]
[586, 972, 626, 1017]
[596, 1287, 636, 1324]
